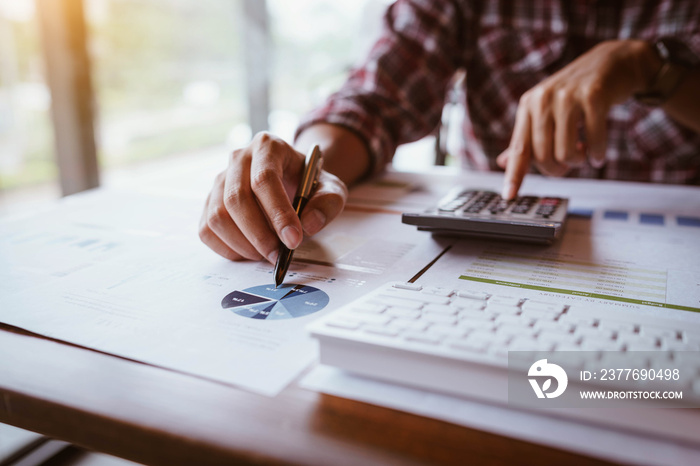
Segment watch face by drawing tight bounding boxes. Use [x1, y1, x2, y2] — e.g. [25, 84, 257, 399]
[656, 37, 700, 68]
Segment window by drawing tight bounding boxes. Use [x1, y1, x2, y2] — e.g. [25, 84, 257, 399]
[0, 0, 57, 201]
[87, 0, 246, 168]
[267, 0, 389, 140]
[1, 0, 429, 212]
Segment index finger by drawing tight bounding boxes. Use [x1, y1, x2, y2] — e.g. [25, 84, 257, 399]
[582, 99, 608, 168]
[502, 104, 533, 200]
[249, 135, 306, 249]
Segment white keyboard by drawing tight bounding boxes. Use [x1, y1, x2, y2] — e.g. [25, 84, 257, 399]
[308, 281, 700, 419]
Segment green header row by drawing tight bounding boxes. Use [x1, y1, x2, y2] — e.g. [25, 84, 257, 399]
[459, 275, 700, 313]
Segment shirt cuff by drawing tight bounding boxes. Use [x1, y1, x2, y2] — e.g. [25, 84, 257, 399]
[294, 100, 397, 179]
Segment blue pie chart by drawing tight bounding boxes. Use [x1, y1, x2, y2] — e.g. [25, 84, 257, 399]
[221, 284, 330, 320]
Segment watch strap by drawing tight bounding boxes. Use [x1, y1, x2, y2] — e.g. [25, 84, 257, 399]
[634, 38, 693, 106]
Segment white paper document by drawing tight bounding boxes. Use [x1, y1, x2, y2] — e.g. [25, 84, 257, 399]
[300, 173, 700, 464]
[300, 366, 700, 466]
[0, 180, 445, 396]
[417, 187, 700, 320]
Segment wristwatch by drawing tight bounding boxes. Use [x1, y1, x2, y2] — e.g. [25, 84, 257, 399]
[634, 37, 699, 106]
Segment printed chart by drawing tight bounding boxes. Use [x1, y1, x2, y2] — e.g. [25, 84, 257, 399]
[221, 284, 329, 320]
[459, 250, 699, 312]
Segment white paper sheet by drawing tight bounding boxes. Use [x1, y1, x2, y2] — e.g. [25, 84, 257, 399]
[300, 366, 700, 466]
[0, 183, 445, 396]
[299, 172, 700, 464]
[0, 424, 43, 462]
[416, 178, 700, 320]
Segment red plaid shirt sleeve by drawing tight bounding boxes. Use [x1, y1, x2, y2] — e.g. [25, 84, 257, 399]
[296, 0, 476, 176]
[296, 0, 700, 185]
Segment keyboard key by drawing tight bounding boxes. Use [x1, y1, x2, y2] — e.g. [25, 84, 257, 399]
[558, 315, 597, 327]
[388, 319, 428, 332]
[496, 324, 535, 338]
[382, 289, 450, 305]
[509, 337, 553, 352]
[534, 320, 574, 333]
[520, 309, 557, 320]
[598, 320, 636, 334]
[639, 325, 679, 340]
[352, 314, 392, 326]
[449, 339, 488, 353]
[423, 304, 458, 315]
[458, 309, 493, 321]
[370, 296, 423, 310]
[554, 343, 582, 351]
[579, 338, 624, 351]
[619, 334, 658, 349]
[428, 325, 467, 339]
[626, 342, 661, 351]
[404, 332, 441, 345]
[521, 301, 565, 314]
[386, 307, 421, 320]
[364, 326, 400, 337]
[488, 346, 511, 359]
[494, 314, 534, 327]
[457, 320, 495, 331]
[663, 340, 700, 351]
[451, 297, 487, 310]
[392, 282, 422, 291]
[561, 306, 600, 320]
[488, 296, 521, 307]
[421, 287, 454, 297]
[537, 330, 580, 345]
[422, 313, 457, 325]
[574, 326, 615, 341]
[485, 304, 520, 315]
[350, 303, 386, 314]
[456, 290, 489, 300]
[468, 330, 505, 342]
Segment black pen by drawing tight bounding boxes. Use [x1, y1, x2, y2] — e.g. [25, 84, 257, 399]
[273, 145, 323, 288]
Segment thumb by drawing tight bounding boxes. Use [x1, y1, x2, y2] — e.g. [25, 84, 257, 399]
[300, 170, 348, 236]
[496, 148, 510, 169]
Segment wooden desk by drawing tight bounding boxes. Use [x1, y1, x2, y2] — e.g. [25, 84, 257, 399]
[12, 167, 691, 465]
[0, 325, 609, 465]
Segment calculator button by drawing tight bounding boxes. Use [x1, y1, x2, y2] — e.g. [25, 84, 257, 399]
[458, 190, 478, 197]
[464, 204, 485, 214]
[489, 199, 512, 214]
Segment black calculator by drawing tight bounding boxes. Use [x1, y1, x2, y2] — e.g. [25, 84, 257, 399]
[401, 188, 569, 244]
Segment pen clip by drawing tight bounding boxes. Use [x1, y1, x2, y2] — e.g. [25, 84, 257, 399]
[296, 145, 323, 199]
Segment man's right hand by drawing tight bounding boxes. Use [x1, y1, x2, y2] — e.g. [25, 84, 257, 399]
[199, 132, 348, 263]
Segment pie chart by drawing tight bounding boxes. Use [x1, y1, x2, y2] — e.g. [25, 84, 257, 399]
[221, 284, 330, 320]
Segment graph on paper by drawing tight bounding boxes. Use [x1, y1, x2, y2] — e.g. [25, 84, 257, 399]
[221, 284, 330, 320]
[459, 250, 699, 312]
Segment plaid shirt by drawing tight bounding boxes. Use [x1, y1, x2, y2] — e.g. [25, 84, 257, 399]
[297, 0, 700, 184]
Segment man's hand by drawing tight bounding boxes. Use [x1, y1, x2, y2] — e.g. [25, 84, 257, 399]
[498, 40, 660, 199]
[199, 132, 348, 263]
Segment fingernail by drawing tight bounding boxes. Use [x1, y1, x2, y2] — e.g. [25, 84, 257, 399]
[501, 182, 516, 200]
[301, 209, 326, 235]
[281, 225, 301, 249]
[267, 249, 279, 264]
